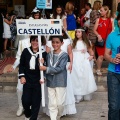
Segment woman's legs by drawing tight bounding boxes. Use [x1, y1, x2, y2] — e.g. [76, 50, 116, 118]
[96, 55, 104, 75]
[10, 40, 16, 49]
[91, 43, 97, 61]
[4, 38, 8, 51]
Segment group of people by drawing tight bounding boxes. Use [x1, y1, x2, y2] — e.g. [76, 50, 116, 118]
[7, 4, 98, 120]
[5, 1, 120, 120]
[77, 1, 114, 76]
[11, 31, 97, 120]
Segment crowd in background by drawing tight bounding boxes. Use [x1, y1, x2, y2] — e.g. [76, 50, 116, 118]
[0, 1, 119, 75]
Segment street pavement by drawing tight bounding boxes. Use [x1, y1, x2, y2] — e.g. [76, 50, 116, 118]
[0, 50, 109, 120]
[0, 91, 108, 120]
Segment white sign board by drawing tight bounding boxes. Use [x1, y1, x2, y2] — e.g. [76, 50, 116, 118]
[14, 5, 25, 17]
[16, 19, 62, 35]
[16, 19, 62, 107]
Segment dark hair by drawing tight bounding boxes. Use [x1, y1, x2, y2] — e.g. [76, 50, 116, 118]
[51, 35, 63, 43]
[41, 36, 46, 45]
[2, 11, 8, 18]
[30, 36, 38, 42]
[32, 11, 41, 19]
[117, 13, 120, 21]
[117, 3, 120, 12]
[85, 3, 91, 8]
[30, 36, 46, 45]
[9, 10, 18, 16]
[73, 29, 91, 48]
[52, 5, 65, 19]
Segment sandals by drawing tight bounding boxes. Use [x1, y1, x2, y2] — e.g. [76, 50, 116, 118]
[96, 70, 102, 76]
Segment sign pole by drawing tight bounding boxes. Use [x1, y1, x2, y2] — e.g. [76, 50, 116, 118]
[38, 35, 45, 107]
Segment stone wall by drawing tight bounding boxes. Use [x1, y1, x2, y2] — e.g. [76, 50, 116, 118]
[88, 0, 118, 16]
[6, 0, 120, 15]
[89, 0, 103, 7]
[111, 0, 116, 16]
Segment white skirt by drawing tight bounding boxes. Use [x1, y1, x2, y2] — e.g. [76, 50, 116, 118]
[71, 51, 97, 95]
[63, 67, 77, 115]
[3, 32, 11, 39]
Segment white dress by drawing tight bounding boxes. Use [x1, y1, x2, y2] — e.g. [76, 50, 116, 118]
[43, 39, 77, 115]
[71, 40, 97, 96]
[3, 18, 11, 38]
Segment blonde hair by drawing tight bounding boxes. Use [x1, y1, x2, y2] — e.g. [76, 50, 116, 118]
[65, 2, 74, 14]
[93, 0, 102, 10]
[102, 5, 110, 18]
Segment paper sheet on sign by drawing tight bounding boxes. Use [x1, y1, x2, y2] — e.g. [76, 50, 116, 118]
[16, 19, 62, 36]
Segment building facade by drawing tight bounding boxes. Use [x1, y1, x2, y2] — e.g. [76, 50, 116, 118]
[0, 0, 119, 16]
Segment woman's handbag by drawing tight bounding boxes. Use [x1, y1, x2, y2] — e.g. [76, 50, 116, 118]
[95, 38, 104, 47]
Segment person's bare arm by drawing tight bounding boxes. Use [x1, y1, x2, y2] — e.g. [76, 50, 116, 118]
[104, 48, 120, 64]
[93, 18, 102, 41]
[63, 18, 67, 31]
[4, 15, 14, 25]
[111, 18, 114, 31]
[87, 47, 94, 61]
[67, 44, 73, 72]
[104, 48, 113, 62]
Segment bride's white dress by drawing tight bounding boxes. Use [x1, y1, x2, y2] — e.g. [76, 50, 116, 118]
[43, 39, 77, 115]
[71, 41, 97, 96]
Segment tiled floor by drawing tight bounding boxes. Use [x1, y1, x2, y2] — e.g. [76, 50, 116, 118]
[0, 50, 109, 120]
[0, 92, 108, 120]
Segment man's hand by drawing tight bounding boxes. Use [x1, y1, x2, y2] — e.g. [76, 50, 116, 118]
[20, 77, 26, 84]
[40, 79, 45, 84]
[40, 66, 47, 71]
[116, 53, 120, 59]
[111, 53, 120, 64]
[39, 58, 44, 64]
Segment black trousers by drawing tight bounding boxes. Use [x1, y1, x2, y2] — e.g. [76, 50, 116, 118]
[22, 83, 41, 120]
